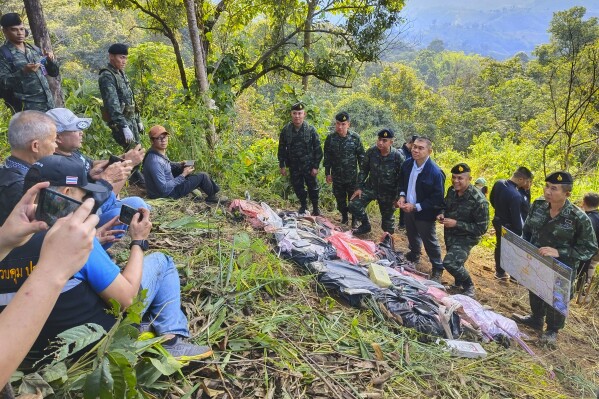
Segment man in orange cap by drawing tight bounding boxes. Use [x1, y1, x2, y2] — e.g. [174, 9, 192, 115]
[142, 125, 225, 202]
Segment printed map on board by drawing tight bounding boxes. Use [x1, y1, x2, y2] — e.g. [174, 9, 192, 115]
[500, 228, 573, 316]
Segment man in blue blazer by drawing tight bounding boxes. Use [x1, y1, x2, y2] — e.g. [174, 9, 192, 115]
[397, 137, 446, 282]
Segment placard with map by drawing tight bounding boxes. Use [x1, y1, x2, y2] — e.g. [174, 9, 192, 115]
[500, 227, 573, 316]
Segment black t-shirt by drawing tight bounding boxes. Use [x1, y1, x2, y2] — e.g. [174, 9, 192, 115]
[0, 232, 116, 364]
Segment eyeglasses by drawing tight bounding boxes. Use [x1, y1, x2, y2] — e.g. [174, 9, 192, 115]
[151, 133, 169, 141]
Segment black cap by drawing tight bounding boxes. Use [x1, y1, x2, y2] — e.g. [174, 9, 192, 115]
[108, 43, 129, 55]
[335, 111, 350, 122]
[1, 13, 22, 28]
[378, 129, 394, 139]
[545, 171, 573, 184]
[25, 155, 110, 194]
[410, 135, 419, 143]
[451, 163, 471, 174]
[291, 102, 305, 111]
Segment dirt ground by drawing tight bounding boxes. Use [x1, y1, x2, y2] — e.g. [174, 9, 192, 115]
[379, 223, 599, 396]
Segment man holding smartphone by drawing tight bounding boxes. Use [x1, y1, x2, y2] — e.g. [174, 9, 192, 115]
[143, 125, 225, 202]
[6, 154, 212, 364]
[46, 107, 149, 238]
[0, 13, 59, 113]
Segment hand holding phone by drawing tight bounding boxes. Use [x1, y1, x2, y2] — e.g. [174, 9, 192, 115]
[119, 204, 141, 225]
[184, 160, 195, 167]
[108, 154, 125, 165]
[35, 189, 83, 227]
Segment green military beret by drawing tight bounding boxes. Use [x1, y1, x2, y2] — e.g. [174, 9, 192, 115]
[335, 111, 350, 122]
[378, 128, 394, 139]
[451, 163, 471, 174]
[291, 102, 305, 111]
[545, 171, 573, 184]
[1, 13, 22, 28]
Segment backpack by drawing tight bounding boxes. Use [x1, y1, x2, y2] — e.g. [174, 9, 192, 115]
[0, 43, 43, 112]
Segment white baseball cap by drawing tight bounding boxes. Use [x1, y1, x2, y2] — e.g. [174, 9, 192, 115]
[46, 108, 92, 133]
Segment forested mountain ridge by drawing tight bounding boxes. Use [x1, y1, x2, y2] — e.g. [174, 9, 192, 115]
[399, 0, 599, 59]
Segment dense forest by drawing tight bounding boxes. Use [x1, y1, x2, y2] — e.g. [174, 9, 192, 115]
[1, 0, 599, 397]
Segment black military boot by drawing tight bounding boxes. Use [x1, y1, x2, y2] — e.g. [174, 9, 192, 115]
[512, 314, 544, 331]
[298, 200, 308, 215]
[430, 269, 443, 284]
[341, 212, 349, 224]
[461, 277, 476, 298]
[353, 220, 371, 235]
[312, 203, 321, 216]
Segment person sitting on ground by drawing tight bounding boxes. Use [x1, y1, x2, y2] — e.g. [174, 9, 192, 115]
[46, 107, 149, 238]
[437, 163, 489, 297]
[2, 155, 213, 365]
[143, 125, 225, 202]
[0, 110, 58, 224]
[512, 172, 597, 346]
[578, 192, 599, 290]
[0, 182, 97, 386]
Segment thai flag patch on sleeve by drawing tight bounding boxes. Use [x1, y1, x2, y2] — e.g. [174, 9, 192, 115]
[66, 176, 78, 185]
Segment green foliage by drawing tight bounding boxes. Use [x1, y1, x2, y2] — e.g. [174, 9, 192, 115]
[13, 293, 184, 398]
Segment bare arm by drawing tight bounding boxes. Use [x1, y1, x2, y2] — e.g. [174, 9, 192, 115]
[0, 197, 97, 386]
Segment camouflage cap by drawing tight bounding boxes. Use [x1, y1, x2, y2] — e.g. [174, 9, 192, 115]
[1, 13, 22, 28]
[335, 111, 350, 122]
[545, 171, 573, 184]
[451, 163, 471, 174]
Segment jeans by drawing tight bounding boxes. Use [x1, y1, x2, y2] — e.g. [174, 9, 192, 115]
[140, 253, 189, 337]
[98, 196, 150, 249]
[170, 172, 220, 199]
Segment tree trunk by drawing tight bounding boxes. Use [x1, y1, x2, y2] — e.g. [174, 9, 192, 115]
[162, 27, 189, 91]
[302, 0, 316, 90]
[23, 0, 64, 107]
[184, 0, 217, 148]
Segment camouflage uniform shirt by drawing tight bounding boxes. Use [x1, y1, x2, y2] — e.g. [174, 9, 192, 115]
[0, 41, 59, 111]
[277, 121, 322, 172]
[523, 199, 598, 269]
[323, 130, 365, 186]
[358, 146, 404, 199]
[98, 63, 140, 143]
[443, 185, 489, 240]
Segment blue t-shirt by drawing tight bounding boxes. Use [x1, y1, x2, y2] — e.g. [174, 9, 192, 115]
[74, 237, 120, 293]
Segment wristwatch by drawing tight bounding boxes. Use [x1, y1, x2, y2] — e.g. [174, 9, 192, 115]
[130, 239, 149, 251]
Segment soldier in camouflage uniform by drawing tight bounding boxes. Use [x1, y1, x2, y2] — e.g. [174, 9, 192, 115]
[0, 13, 59, 113]
[437, 163, 489, 297]
[513, 171, 598, 346]
[277, 102, 323, 215]
[349, 129, 405, 235]
[323, 111, 365, 225]
[98, 43, 144, 186]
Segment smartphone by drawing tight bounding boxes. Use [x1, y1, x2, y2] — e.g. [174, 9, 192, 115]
[184, 160, 195, 167]
[35, 188, 82, 227]
[108, 154, 125, 165]
[119, 204, 141, 225]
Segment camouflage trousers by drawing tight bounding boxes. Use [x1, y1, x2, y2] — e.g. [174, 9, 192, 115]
[332, 180, 355, 215]
[289, 166, 319, 206]
[443, 235, 478, 286]
[348, 188, 396, 234]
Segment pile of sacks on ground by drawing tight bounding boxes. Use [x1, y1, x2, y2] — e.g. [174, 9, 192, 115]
[230, 199, 530, 350]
